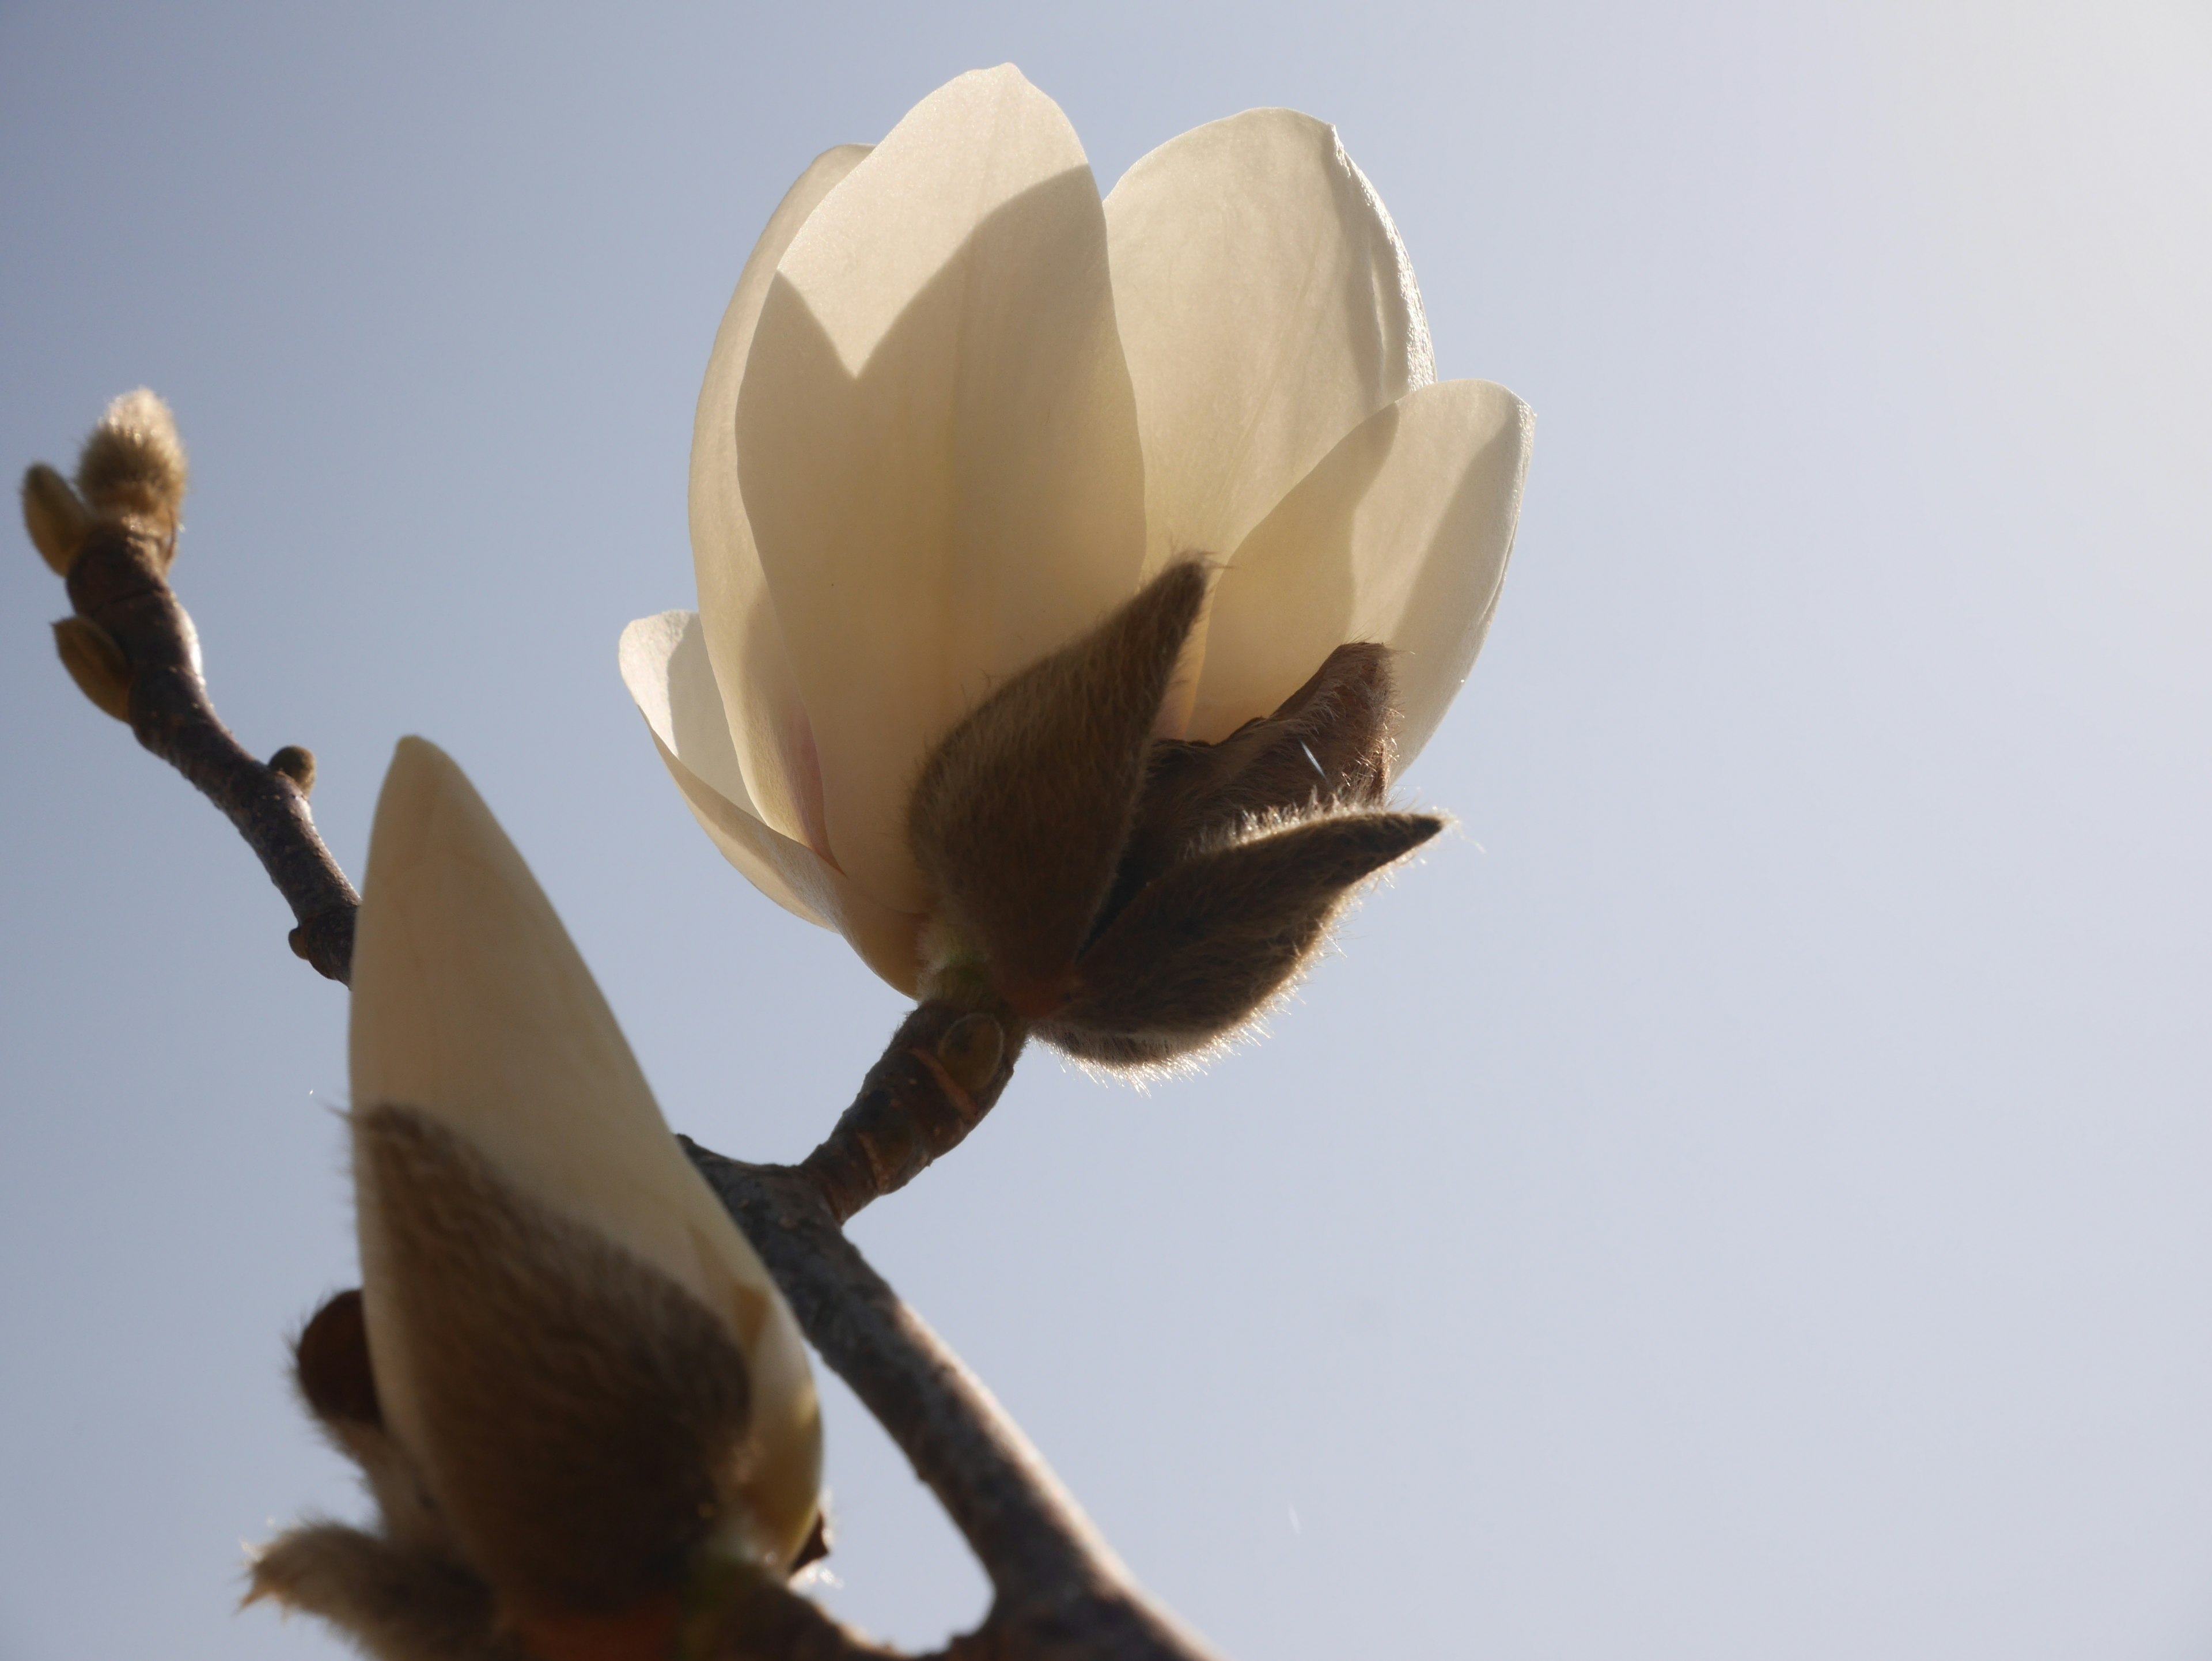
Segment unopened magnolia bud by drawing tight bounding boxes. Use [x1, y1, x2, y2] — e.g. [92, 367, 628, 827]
[21, 464, 89, 575]
[270, 745, 317, 796]
[264, 737, 827, 1661]
[355, 1104, 754, 1618]
[75, 388, 188, 545]
[52, 616, 132, 721]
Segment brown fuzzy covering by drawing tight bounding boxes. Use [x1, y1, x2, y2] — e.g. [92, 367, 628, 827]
[1044, 810, 1442, 1066]
[249, 1524, 520, 1661]
[907, 561, 1209, 1008]
[1093, 642, 1396, 940]
[907, 574, 1442, 1066]
[351, 1105, 756, 1618]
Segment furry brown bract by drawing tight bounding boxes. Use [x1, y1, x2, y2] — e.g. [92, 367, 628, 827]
[357, 1104, 755, 1615]
[1047, 811, 1440, 1068]
[250, 1523, 520, 1661]
[908, 562, 1209, 1011]
[906, 565, 1442, 1069]
[256, 1104, 798, 1660]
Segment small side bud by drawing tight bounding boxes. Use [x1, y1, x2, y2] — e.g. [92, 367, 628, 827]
[21, 464, 90, 575]
[270, 745, 318, 796]
[933, 1013, 1005, 1097]
[296, 1289, 381, 1428]
[75, 388, 188, 544]
[52, 616, 132, 721]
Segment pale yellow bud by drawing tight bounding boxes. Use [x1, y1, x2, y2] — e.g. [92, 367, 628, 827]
[21, 464, 89, 576]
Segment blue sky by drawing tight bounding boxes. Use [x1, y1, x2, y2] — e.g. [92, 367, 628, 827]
[3, 3, 2209, 1656]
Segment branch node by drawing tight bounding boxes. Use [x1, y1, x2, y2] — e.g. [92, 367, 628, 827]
[289, 905, 357, 983]
[799, 1001, 1025, 1223]
[935, 1012, 1006, 1096]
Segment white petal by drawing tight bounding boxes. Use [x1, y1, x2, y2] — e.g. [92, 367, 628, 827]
[1188, 380, 1533, 769]
[738, 65, 1149, 913]
[619, 610, 762, 818]
[1105, 109, 1435, 585]
[350, 737, 822, 1561]
[620, 612, 926, 993]
[692, 143, 870, 852]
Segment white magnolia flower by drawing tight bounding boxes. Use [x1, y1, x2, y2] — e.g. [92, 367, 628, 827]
[622, 65, 1531, 1007]
[253, 737, 822, 1649]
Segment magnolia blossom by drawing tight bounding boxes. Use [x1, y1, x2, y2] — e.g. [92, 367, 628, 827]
[257, 739, 820, 1652]
[622, 65, 1531, 1006]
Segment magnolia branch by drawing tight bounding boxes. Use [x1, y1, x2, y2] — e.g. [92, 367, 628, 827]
[21, 423, 1213, 1661]
[34, 470, 359, 981]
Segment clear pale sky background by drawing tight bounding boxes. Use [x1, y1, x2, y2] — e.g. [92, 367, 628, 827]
[3, 3, 2209, 1657]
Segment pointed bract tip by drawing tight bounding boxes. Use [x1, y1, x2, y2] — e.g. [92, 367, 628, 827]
[1041, 807, 1447, 1070]
[75, 388, 188, 539]
[907, 559, 1215, 998]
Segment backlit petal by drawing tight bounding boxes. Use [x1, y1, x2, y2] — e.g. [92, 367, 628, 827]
[738, 65, 1149, 913]
[1105, 109, 1434, 586]
[1188, 380, 1532, 769]
[620, 612, 925, 993]
[349, 737, 822, 1562]
[692, 143, 870, 850]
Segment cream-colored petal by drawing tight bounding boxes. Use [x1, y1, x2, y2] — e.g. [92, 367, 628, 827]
[1104, 108, 1435, 587]
[738, 65, 1149, 913]
[692, 143, 870, 851]
[1188, 379, 1532, 769]
[619, 610, 763, 820]
[620, 612, 926, 994]
[350, 737, 822, 1564]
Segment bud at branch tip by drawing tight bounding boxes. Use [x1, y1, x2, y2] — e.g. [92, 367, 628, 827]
[75, 388, 188, 544]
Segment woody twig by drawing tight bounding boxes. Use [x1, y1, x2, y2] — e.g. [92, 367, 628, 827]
[22, 396, 1213, 1661]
